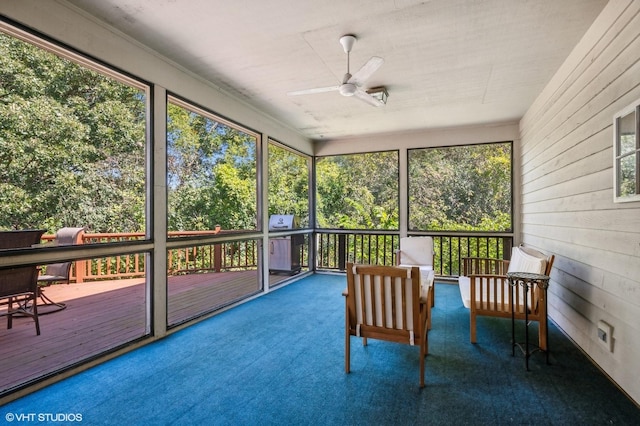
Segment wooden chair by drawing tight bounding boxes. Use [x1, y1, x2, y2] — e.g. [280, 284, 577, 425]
[0, 229, 46, 335]
[344, 263, 429, 387]
[458, 246, 554, 350]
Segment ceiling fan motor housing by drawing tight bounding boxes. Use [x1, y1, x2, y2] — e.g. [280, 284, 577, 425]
[339, 83, 357, 96]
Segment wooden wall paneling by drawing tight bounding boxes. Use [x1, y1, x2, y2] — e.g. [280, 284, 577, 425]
[522, 31, 640, 183]
[522, 189, 638, 215]
[523, 231, 638, 299]
[522, 146, 611, 195]
[521, 1, 639, 142]
[521, 209, 640, 235]
[522, 168, 611, 204]
[523, 223, 639, 260]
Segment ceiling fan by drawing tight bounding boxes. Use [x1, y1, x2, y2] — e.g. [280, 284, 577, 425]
[288, 34, 386, 107]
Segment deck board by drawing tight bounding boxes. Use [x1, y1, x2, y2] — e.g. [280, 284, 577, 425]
[0, 271, 291, 396]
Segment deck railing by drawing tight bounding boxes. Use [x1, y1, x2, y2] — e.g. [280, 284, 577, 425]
[41, 231, 258, 282]
[167, 239, 259, 275]
[315, 230, 513, 277]
[39, 230, 512, 282]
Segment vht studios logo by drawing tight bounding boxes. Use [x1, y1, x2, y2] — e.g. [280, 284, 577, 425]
[5, 412, 83, 422]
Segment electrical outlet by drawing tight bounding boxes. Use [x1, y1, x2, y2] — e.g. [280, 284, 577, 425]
[597, 320, 614, 352]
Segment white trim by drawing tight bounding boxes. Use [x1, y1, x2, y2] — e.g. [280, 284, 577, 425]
[613, 100, 640, 203]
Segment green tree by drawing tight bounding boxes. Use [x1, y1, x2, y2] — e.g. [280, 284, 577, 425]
[0, 32, 146, 233]
[167, 102, 257, 232]
[408, 143, 512, 231]
[316, 151, 399, 229]
[268, 144, 309, 227]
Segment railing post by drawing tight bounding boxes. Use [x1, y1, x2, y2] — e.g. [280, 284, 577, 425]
[75, 230, 86, 283]
[338, 230, 346, 271]
[214, 243, 222, 272]
[503, 237, 513, 260]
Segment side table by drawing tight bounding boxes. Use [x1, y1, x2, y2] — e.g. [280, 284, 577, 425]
[506, 271, 551, 371]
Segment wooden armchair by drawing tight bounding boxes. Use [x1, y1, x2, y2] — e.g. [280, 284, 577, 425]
[0, 229, 46, 335]
[458, 246, 554, 349]
[344, 263, 429, 387]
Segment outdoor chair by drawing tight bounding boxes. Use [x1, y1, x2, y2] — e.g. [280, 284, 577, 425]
[37, 227, 85, 313]
[0, 229, 46, 335]
[458, 245, 555, 349]
[344, 263, 429, 387]
[396, 236, 435, 311]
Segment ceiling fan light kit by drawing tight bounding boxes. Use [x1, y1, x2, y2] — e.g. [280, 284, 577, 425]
[366, 87, 389, 105]
[339, 83, 357, 96]
[288, 33, 387, 107]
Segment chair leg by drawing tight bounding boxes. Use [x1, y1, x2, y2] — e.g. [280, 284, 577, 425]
[7, 295, 40, 335]
[32, 294, 40, 336]
[427, 287, 433, 330]
[7, 296, 14, 330]
[419, 339, 426, 388]
[345, 303, 350, 374]
[470, 309, 477, 343]
[431, 284, 435, 308]
[539, 317, 548, 351]
[422, 308, 429, 356]
[345, 333, 351, 373]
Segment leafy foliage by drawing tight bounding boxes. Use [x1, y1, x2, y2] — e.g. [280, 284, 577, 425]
[1, 30, 512, 240]
[409, 143, 512, 232]
[166, 102, 257, 232]
[316, 151, 399, 229]
[268, 144, 309, 227]
[0, 33, 145, 233]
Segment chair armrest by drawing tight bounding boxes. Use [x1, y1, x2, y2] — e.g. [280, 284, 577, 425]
[462, 257, 509, 276]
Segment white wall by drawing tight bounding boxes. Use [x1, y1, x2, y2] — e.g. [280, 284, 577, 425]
[519, 0, 640, 404]
[314, 123, 519, 156]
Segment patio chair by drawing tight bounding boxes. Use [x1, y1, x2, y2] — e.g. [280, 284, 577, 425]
[37, 227, 85, 312]
[0, 229, 46, 335]
[344, 263, 429, 387]
[458, 245, 554, 349]
[396, 236, 435, 308]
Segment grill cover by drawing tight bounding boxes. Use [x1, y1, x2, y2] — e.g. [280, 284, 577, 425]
[269, 215, 297, 230]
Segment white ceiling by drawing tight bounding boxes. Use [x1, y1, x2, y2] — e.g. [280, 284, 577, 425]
[65, 0, 607, 141]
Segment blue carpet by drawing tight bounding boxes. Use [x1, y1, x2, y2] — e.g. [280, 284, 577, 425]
[1, 274, 638, 425]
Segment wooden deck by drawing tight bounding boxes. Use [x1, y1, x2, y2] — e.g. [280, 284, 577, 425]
[0, 270, 292, 396]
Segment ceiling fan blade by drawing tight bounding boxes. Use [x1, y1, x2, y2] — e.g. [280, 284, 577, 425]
[353, 88, 384, 107]
[287, 86, 340, 96]
[348, 56, 384, 86]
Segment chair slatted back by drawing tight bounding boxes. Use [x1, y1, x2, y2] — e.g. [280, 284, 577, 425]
[347, 263, 421, 344]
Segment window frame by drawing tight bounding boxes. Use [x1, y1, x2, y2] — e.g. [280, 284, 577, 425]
[166, 94, 262, 235]
[314, 149, 400, 231]
[267, 138, 312, 229]
[613, 100, 640, 203]
[407, 141, 513, 233]
[0, 18, 151, 243]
